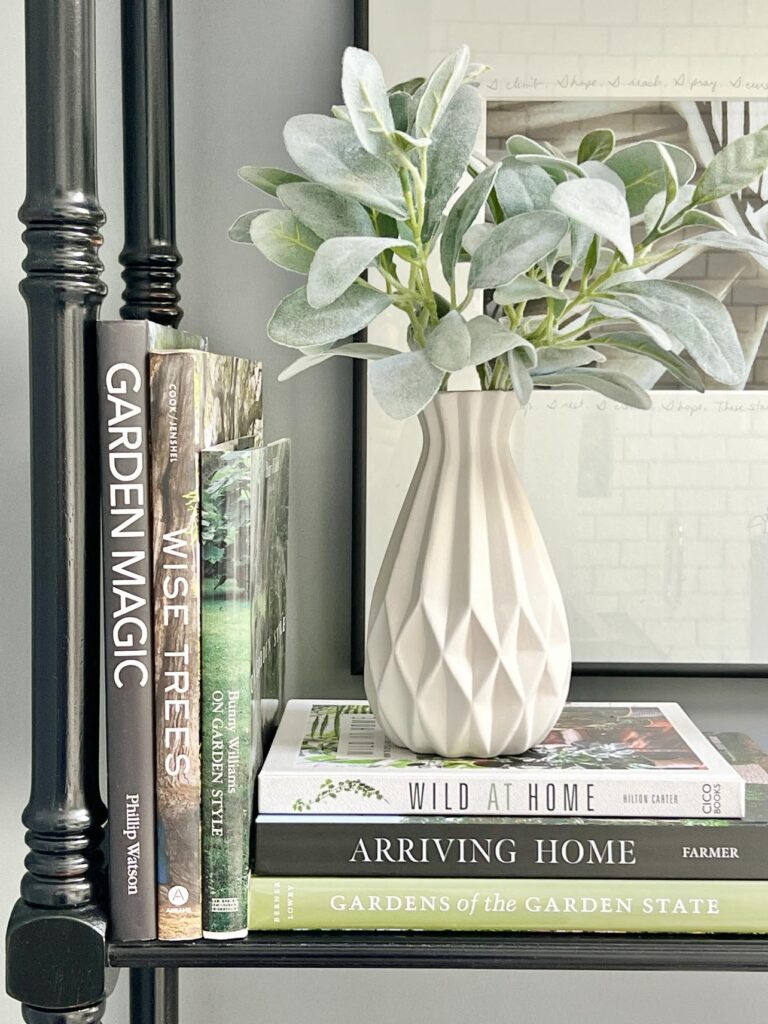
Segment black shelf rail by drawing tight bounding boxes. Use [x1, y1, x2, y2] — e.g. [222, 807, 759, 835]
[109, 933, 768, 972]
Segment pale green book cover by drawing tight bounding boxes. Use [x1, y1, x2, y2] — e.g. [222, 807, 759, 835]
[248, 877, 768, 933]
[201, 438, 289, 938]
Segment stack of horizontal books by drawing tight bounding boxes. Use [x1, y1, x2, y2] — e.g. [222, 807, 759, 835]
[250, 699, 768, 933]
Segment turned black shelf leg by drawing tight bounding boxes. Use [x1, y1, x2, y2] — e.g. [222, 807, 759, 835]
[130, 969, 179, 1024]
[120, 0, 183, 325]
[5, 1, 115, 1020]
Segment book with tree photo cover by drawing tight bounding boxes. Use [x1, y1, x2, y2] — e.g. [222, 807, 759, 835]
[201, 437, 289, 939]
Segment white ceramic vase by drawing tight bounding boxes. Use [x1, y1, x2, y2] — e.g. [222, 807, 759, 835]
[365, 390, 571, 758]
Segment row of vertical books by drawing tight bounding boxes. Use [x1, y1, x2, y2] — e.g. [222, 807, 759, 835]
[99, 320, 289, 941]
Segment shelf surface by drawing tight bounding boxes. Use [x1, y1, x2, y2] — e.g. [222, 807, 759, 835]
[109, 932, 768, 971]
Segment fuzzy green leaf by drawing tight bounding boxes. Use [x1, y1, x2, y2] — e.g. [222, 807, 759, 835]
[423, 84, 482, 240]
[277, 182, 374, 240]
[440, 163, 499, 282]
[389, 76, 425, 96]
[341, 46, 395, 158]
[494, 159, 555, 219]
[536, 367, 652, 409]
[388, 91, 414, 132]
[249, 209, 322, 273]
[467, 316, 516, 364]
[425, 311, 471, 371]
[606, 142, 695, 215]
[369, 350, 445, 419]
[532, 346, 605, 374]
[674, 229, 768, 271]
[494, 278, 570, 304]
[468, 210, 570, 289]
[515, 152, 585, 178]
[277, 340, 399, 381]
[591, 332, 705, 392]
[228, 210, 264, 243]
[414, 45, 470, 137]
[552, 178, 633, 264]
[580, 160, 626, 194]
[307, 236, 413, 308]
[283, 114, 407, 218]
[693, 128, 768, 205]
[268, 283, 391, 348]
[462, 222, 495, 255]
[505, 134, 550, 157]
[277, 351, 335, 380]
[679, 209, 737, 234]
[238, 166, 307, 196]
[603, 279, 745, 384]
[577, 129, 615, 164]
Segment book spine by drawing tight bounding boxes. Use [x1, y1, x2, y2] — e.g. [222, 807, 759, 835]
[248, 876, 768, 933]
[253, 819, 768, 880]
[151, 351, 203, 940]
[97, 323, 157, 941]
[201, 451, 253, 939]
[257, 772, 744, 819]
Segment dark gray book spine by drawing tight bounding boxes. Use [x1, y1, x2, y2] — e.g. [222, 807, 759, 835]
[97, 321, 157, 941]
[253, 818, 768, 880]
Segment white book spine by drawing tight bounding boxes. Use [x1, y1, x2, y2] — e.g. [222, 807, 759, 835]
[258, 771, 744, 819]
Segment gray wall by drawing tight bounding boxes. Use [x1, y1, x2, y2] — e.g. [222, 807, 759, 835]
[1, 2, 767, 1020]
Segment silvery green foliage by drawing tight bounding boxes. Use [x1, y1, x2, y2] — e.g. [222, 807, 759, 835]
[232, 46, 768, 418]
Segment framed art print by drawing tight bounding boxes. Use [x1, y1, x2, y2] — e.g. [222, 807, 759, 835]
[352, 0, 768, 676]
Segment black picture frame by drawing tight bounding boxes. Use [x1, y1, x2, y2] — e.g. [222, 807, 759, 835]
[349, 0, 768, 682]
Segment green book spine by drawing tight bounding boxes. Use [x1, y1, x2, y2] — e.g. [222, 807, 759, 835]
[248, 877, 768, 933]
[201, 438, 290, 938]
[201, 449, 256, 939]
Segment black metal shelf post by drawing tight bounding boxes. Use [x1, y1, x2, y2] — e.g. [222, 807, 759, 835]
[120, 0, 183, 326]
[5, 1, 113, 1021]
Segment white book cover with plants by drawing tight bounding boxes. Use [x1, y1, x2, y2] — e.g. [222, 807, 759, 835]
[258, 700, 745, 819]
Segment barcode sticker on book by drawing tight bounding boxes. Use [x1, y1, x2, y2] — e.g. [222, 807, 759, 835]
[337, 714, 389, 759]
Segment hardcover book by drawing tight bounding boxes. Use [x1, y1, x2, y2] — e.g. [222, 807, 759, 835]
[151, 349, 263, 940]
[258, 701, 745, 819]
[97, 320, 207, 941]
[255, 733, 768, 880]
[248, 876, 768, 933]
[201, 437, 290, 939]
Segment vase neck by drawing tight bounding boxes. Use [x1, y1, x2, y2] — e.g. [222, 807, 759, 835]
[418, 392, 520, 458]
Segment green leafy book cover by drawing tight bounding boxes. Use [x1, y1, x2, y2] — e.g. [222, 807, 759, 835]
[201, 438, 290, 938]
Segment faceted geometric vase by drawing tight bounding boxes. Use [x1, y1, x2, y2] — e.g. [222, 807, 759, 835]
[365, 390, 571, 757]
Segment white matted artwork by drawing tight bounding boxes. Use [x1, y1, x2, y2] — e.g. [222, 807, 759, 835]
[358, 0, 768, 669]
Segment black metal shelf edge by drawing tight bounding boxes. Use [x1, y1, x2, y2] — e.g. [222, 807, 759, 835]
[109, 932, 768, 971]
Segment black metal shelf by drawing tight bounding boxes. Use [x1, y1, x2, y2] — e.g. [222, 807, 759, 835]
[109, 932, 768, 972]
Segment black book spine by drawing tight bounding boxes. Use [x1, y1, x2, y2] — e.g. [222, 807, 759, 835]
[253, 819, 768, 881]
[97, 321, 157, 940]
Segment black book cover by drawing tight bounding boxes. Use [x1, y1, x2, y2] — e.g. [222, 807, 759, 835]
[99, 320, 156, 940]
[254, 733, 768, 881]
[98, 320, 206, 940]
